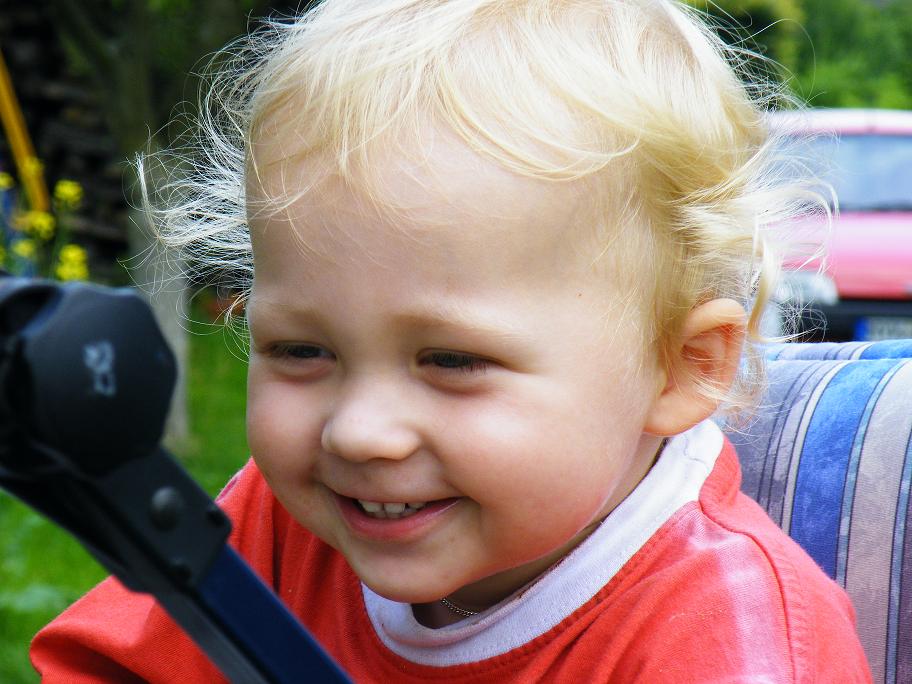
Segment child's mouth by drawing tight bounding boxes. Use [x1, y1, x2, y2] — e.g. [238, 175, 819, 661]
[338, 495, 462, 541]
[355, 500, 427, 520]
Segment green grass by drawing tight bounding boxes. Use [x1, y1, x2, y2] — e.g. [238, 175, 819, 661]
[0, 305, 249, 682]
[177, 314, 251, 494]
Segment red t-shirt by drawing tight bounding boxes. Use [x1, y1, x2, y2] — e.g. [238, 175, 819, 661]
[31, 423, 871, 682]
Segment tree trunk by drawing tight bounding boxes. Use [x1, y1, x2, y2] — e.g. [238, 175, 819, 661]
[127, 204, 189, 447]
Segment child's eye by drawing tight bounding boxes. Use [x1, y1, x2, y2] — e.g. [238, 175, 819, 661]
[267, 343, 334, 362]
[419, 351, 489, 373]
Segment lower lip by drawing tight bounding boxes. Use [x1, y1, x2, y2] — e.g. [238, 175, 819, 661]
[335, 495, 461, 542]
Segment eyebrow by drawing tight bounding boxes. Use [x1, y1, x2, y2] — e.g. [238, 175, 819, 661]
[392, 305, 529, 341]
[248, 298, 529, 342]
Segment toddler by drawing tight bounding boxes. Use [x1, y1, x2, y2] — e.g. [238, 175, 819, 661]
[32, 0, 871, 681]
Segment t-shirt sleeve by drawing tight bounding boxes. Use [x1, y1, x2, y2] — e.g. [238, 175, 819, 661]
[29, 459, 274, 683]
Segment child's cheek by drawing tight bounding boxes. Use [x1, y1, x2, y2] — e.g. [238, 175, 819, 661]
[246, 372, 320, 470]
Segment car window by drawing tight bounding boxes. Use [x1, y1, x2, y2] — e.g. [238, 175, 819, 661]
[796, 134, 912, 212]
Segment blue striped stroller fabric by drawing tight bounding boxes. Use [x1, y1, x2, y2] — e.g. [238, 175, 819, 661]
[766, 339, 912, 361]
[725, 340, 912, 684]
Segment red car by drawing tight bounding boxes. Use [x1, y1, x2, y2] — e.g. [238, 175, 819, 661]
[771, 108, 912, 341]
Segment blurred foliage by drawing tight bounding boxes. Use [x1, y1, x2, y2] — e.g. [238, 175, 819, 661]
[693, 0, 912, 109]
[688, 0, 805, 80]
[790, 0, 912, 108]
[46, 0, 277, 162]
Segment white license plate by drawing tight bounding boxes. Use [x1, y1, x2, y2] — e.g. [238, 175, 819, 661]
[855, 316, 912, 341]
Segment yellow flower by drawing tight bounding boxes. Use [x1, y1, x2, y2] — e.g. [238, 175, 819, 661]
[58, 243, 88, 264]
[55, 244, 89, 281]
[56, 260, 89, 281]
[0, 172, 14, 190]
[12, 239, 37, 260]
[54, 244, 89, 280]
[54, 179, 83, 210]
[21, 210, 56, 241]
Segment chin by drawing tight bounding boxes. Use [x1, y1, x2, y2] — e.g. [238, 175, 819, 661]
[360, 578, 445, 604]
[353, 566, 463, 604]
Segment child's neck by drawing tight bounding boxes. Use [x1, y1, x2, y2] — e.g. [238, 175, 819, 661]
[412, 600, 475, 628]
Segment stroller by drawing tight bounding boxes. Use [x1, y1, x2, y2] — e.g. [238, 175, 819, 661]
[0, 276, 349, 683]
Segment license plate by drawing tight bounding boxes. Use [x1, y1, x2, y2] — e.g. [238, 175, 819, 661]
[855, 316, 912, 341]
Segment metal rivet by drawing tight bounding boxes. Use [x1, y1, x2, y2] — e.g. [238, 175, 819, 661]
[149, 486, 184, 530]
[205, 503, 227, 527]
[169, 557, 192, 583]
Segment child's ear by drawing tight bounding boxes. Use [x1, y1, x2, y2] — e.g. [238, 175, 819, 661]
[644, 298, 747, 436]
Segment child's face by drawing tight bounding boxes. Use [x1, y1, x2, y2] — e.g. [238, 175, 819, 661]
[245, 130, 666, 609]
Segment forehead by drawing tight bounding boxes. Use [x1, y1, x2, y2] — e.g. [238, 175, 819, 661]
[248, 123, 599, 277]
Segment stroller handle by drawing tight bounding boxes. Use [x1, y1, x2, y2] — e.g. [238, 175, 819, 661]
[0, 276, 351, 683]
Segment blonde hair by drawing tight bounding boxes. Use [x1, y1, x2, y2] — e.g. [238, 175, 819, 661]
[141, 0, 822, 415]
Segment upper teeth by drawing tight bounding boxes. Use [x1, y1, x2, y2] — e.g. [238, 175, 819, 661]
[358, 500, 427, 519]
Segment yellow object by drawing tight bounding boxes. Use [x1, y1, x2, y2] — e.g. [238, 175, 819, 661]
[0, 171, 13, 190]
[55, 243, 89, 280]
[58, 243, 88, 264]
[21, 210, 55, 241]
[12, 238, 36, 259]
[0, 45, 49, 210]
[55, 260, 89, 281]
[53, 179, 83, 209]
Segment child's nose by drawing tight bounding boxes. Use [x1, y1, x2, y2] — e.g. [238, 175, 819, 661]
[320, 378, 422, 463]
